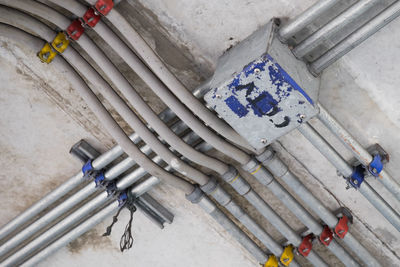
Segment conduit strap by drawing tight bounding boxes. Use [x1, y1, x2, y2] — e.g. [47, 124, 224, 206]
[280, 244, 294, 266]
[319, 226, 333, 246]
[347, 165, 365, 189]
[38, 32, 70, 63]
[298, 234, 313, 257]
[264, 255, 279, 267]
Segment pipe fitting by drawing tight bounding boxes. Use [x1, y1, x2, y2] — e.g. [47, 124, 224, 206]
[207, 183, 232, 207]
[186, 186, 204, 204]
[197, 196, 217, 214]
[221, 166, 251, 196]
[200, 176, 218, 194]
[243, 158, 274, 186]
[256, 149, 288, 178]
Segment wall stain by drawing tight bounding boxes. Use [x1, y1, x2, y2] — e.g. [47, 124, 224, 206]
[67, 228, 117, 254]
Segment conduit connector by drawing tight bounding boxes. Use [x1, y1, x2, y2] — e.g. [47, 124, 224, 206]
[319, 225, 333, 246]
[222, 166, 251, 196]
[242, 158, 274, 186]
[265, 255, 279, 267]
[37, 43, 57, 64]
[298, 234, 313, 257]
[186, 186, 216, 214]
[83, 7, 101, 28]
[51, 32, 70, 53]
[280, 244, 294, 266]
[66, 19, 85, 40]
[95, 0, 114, 16]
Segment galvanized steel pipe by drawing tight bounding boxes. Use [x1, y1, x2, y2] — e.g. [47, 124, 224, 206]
[310, 1, 400, 74]
[298, 122, 400, 231]
[256, 147, 381, 267]
[292, 0, 381, 59]
[317, 104, 400, 202]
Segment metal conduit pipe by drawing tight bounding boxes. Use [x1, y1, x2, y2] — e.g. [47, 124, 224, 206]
[41, 0, 253, 166]
[310, 1, 400, 74]
[200, 177, 328, 267]
[0, 121, 200, 257]
[80, 0, 253, 151]
[298, 122, 400, 231]
[0, 14, 293, 265]
[10, 0, 227, 182]
[256, 147, 381, 267]
[239, 161, 359, 266]
[1, 191, 112, 266]
[4, 6, 322, 266]
[292, 0, 382, 59]
[0, 80, 177, 241]
[22, 178, 268, 266]
[0, 0, 216, 242]
[317, 104, 400, 202]
[27, 7, 338, 264]
[278, 0, 342, 43]
[0, 5, 193, 194]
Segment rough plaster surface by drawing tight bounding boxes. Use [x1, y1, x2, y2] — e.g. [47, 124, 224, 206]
[1, 0, 400, 266]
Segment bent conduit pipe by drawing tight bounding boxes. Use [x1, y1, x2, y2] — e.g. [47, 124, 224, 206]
[292, 0, 382, 59]
[80, 0, 254, 152]
[278, 0, 342, 43]
[317, 104, 400, 202]
[256, 147, 381, 267]
[0, 11, 298, 266]
[0, 3, 374, 266]
[40, 0, 253, 167]
[13, 4, 333, 266]
[310, 1, 400, 74]
[298, 122, 400, 231]
[1, 5, 360, 266]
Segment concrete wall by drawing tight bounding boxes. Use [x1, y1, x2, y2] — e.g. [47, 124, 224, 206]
[0, 0, 400, 266]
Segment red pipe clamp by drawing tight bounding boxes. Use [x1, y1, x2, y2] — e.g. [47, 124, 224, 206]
[298, 234, 313, 257]
[95, 0, 114, 16]
[320, 226, 333, 246]
[66, 19, 85, 40]
[83, 7, 101, 28]
[335, 215, 349, 239]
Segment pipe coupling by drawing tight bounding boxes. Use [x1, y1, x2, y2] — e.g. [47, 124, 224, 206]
[222, 166, 251, 196]
[186, 186, 204, 204]
[202, 180, 232, 207]
[243, 158, 274, 186]
[256, 149, 288, 178]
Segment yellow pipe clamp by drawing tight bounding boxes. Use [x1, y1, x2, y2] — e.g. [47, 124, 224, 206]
[280, 244, 294, 266]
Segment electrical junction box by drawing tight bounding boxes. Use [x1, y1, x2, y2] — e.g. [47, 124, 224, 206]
[204, 19, 320, 150]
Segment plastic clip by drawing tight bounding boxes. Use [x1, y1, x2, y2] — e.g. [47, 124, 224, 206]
[298, 234, 313, 257]
[118, 191, 128, 207]
[82, 159, 94, 176]
[280, 245, 294, 266]
[83, 7, 101, 27]
[94, 172, 106, 187]
[51, 32, 70, 53]
[66, 19, 85, 40]
[368, 154, 383, 177]
[264, 255, 278, 267]
[348, 165, 365, 188]
[95, 0, 114, 16]
[106, 181, 117, 197]
[38, 43, 57, 64]
[335, 216, 349, 239]
[319, 226, 333, 246]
